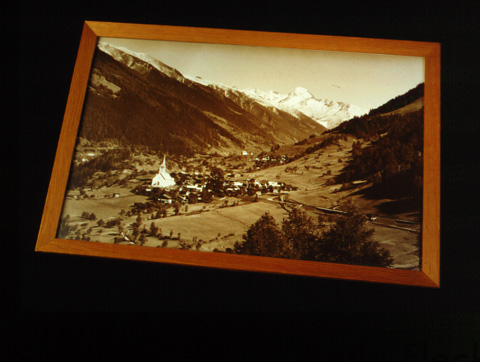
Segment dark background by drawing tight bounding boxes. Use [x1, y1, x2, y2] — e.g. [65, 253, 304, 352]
[16, 0, 479, 356]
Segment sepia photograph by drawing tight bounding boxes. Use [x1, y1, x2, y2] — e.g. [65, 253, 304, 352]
[55, 31, 426, 271]
[20, 3, 479, 351]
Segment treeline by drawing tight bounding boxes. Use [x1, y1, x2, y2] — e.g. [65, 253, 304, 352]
[230, 201, 393, 268]
[256, 134, 345, 170]
[303, 134, 345, 155]
[324, 82, 425, 200]
[287, 134, 346, 165]
[331, 82, 424, 138]
[368, 83, 424, 116]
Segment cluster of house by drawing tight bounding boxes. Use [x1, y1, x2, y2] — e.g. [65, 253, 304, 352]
[253, 153, 288, 170]
[134, 156, 297, 205]
[221, 178, 297, 197]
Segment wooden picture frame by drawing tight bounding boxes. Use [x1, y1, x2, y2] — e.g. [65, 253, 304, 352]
[36, 21, 440, 287]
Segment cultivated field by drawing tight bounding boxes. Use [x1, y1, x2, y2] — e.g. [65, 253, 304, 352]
[58, 136, 421, 270]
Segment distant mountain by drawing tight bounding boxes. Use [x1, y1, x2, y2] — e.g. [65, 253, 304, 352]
[242, 86, 366, 129]
[191, 75, 366, 129]
[78, 42, 327, 157]
[200, 82, 328, 138]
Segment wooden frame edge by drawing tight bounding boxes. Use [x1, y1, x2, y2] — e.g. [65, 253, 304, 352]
[35, 21, 441, 288]
[421, 42, 441, 287]
[36, 23, 97, 251]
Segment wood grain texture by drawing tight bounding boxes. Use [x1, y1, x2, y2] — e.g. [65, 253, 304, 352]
[422, 43, 441, 287]
[36, 21, 441, 287]
[36, 23, 98, 251]
[85, 21, 439, 55]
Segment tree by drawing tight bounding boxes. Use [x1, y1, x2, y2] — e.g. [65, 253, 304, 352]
[188, 193, 198, 204]
[210, 166, 225, 181]
[135, 214, 143, 227]
[174, 202, 181, 216]
[281, 207, 321, 260]
[233, 200, 393, 268]
[233, 212, 284, 257]
[315, 200, 393, 267]
[131, 225, 140, 241]
[201, 188, 213, 203]
[57, 215, 73, 238]
[150, 222, 158, 236]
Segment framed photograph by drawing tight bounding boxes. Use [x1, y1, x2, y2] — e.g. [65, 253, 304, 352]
[36, 21, 440, 287]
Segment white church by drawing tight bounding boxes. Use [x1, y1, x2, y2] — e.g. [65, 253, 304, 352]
[152, 155, 176, 188]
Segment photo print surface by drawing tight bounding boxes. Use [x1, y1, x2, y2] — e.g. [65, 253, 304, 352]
[57, 36, 425, 270]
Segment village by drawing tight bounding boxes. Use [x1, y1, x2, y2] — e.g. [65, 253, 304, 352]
[57, 134, 421, 270]
[133, 155, 297, 206]
[57, 146, 305, 252]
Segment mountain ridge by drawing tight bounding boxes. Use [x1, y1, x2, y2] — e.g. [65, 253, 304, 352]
[189, 75, 366, 130]
[242, 86, 366, 129]
[78, 43, 327, 156]
[329, 82, 424, 136]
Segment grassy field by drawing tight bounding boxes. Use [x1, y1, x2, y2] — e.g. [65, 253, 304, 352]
[252, 138, 420, 269]
[59, 189, 288, 251]
[59, 136, 421, 270]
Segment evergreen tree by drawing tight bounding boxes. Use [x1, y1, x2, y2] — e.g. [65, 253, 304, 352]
[233, 212, 284, 257]
[281, 207, 320, 260]
[233, 201, 393, 268]
[201, 188, 213, 203]
[150, 222, 158, 236]
[315, 200, 393, 267]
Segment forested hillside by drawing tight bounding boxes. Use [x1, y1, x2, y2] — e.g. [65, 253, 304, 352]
[337, 109, 423, 197]
[79, 50, 245, 156]
[368, 83, 424, 116]
[331, 84, 424, 201]
[77, 46, 326, 157]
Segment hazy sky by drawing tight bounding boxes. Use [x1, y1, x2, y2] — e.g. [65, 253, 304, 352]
[100, 36, 424, 111]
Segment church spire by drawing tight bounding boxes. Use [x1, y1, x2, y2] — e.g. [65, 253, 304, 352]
[152, 154, 176, 188]
[160, 154, 167, 171]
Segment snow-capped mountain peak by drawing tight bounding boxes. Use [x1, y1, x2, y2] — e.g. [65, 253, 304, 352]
[242, 86, 366, 129]
[97, 42, 365, 129]
[291, 86, 314, 98]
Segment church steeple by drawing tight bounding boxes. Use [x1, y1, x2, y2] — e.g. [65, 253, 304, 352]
[160, 155, 167, 170]
[152, 154, 176, 188]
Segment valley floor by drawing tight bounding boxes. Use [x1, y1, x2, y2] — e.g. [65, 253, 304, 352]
[58, 136, 421, 270]
[59, 185, 420, 270]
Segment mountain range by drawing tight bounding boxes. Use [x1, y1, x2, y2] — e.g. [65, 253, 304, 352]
[78, 42, 366, 156]
[207, 83, 366, 129]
